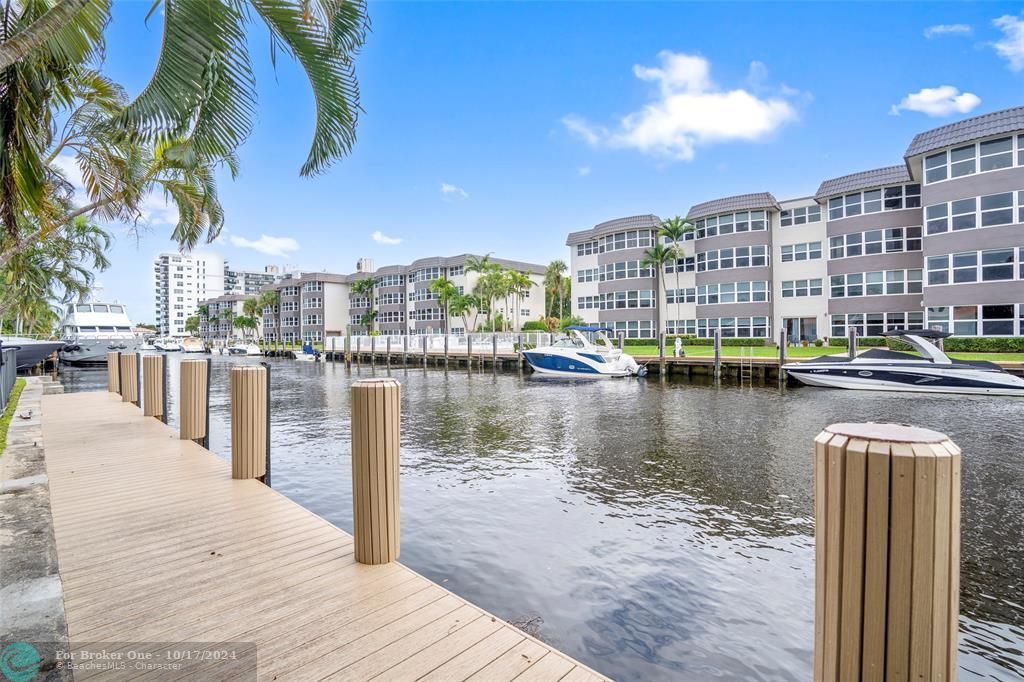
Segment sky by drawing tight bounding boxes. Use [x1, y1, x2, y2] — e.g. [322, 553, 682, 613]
[73, 1, 1024, 325]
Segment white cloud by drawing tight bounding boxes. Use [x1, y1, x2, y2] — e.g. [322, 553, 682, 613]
[924, 24, 972, 38]
[746, 60, 769, 87]
[562, 51, 800, 161]
[139, 192, 180, 226]
[890, 86, 981, 117]
[992, 14, 1024, 71]
[440, 182, 468, 199]
[577, 165, 592, 177]
[371, 230, 402, 245]
[229, 234, 300, 257]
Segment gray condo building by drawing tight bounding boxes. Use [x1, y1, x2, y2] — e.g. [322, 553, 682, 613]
[567, 106, 1024, 341]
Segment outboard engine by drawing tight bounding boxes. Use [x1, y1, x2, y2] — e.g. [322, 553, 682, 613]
[618, 354, 647, 377]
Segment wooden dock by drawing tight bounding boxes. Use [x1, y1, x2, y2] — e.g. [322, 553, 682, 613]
[41, 391, 607, 680]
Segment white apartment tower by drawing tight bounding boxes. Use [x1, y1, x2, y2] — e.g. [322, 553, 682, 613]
[153, 252, 226, 337]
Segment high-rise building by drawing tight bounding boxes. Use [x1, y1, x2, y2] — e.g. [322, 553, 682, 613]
[567, 105, 1024, 341]
[225, 264, 281, 296]
[152, 252, 225, 337]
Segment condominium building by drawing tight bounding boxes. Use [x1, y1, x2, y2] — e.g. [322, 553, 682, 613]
[152, 252, 225, 337]
[257, 255, 547, 344]
[567, 106, 1024, 340]
[197, 294, 263, 341]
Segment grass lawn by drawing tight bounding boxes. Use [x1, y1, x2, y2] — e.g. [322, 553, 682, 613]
[0, 378, 26, 457]
[628, 345, 1024, 362]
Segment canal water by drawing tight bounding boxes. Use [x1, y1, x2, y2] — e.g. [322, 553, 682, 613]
[60, 355, 1023, 680]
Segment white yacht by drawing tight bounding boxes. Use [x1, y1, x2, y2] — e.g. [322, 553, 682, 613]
[153, 338, 182, 352]
[59, 300, 140, 365]
[227, 342, 262, 356]
[783, 330, 1024, 396]
[181, 337, 206, 353]
[0, 336, 67, 369]
[522, 326, 647, 378]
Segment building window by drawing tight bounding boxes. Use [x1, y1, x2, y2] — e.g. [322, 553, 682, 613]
[780, 241, 822, 262]
[666, 288, 696, 304]
[830, 270, 922, 298]
[599, 261, 654, 281]
[694, 210, 767, 239]
[928, 248, 1022, 286]
[781, 279, 823, 298]
[923, 136, 1022, 184]
[664, 256, 696, 273]
[828, 183, 922, 219]
[666, 320, 697, 335]
[577, 295, 600, 310]
[576, 240, 598, 256]
[599, 290, 656, 310]
[577, 268, 598, 283]
[832, 311, 924, 337]
[696, 317, 769, 338]
[598, 229, 655, 253]
[780, 205, 822, 227]
[925, 192, 1021, 235]
[610, 320, 654, 339]
[696, 245, 769, 272]
[696, 281, 769, 305]
[375, 274, 405, 288]
[980, 137, 1014, 172]
[828, 228, 921, 259]
[448, 265, 464, 277]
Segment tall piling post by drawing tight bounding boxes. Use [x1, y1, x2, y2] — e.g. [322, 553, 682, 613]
[386, 336, 392, 368]
[618, 331, 625, 351]
[443, 333, 449, 368]
[517, 334, 524, 371]
[779, 329, 788, 384]
[491, 332, 498, 368]
[659, 332, 666, 377]
[142, 354, 166, 420]
[345, 332, 352, 368]
[356, 336, 361, 364]
[370, 335, 376, 366]
[467, 335, 473, 369]
[848, 326, 858, 360]
[180, 358, 210, 448]
[402, 334, 408, 365]
[713, 328, 722, 381]
[107, 351, 121, 393]
[119, 352, 139, 406]
[230, 364, 269, 484]
[422, 334, 428, 366]
[813, 423, 960, 682]
[351, 378, 400, 564]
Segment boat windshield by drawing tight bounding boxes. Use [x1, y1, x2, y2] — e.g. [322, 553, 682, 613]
[552, 337, 585, 348]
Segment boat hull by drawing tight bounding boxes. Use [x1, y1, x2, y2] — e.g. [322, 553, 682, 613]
[2, 339, 67, 369]
[522, 350, 632, 377]
[60, 337, 142, 365]
[785, 364, 1024, 396]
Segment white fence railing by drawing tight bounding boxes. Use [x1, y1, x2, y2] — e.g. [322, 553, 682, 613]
[319, 333, 561, 354]
[0, 347, 17, 411]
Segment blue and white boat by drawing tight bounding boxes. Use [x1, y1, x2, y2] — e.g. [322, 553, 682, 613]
[522, 326, 647, 378]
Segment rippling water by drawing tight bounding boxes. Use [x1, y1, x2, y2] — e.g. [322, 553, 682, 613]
[60, 355, 1024, 680]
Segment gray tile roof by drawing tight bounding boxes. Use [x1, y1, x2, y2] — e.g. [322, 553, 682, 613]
[565, 214, 662, 245]
[685, 193, 779, 221]
[814, 165, 910, 200]
[904, 106, 1024, 159]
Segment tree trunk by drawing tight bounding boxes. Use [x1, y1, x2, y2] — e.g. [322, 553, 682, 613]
[0, 0, 96, 71]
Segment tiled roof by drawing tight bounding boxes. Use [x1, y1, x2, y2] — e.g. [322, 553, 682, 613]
[685, 193, 779, 220]
[565, 214, 662, 245]
[904, 106, 1024, 158]
[814, 165, 910, 200]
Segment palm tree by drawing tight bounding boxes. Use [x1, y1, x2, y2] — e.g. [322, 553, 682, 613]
[472, 268, 506, 331]
[448, 293, 480, 334]
[507, 271, 532, 332]
[351, 277, 375, 332]
[0, 0, 369, 176]
[464, 253, 494, 276]
[658, 216, 695, 336]
[640, 243, 675, 337]
[544, 260, 567, 319]
[428, 276, 458, 335]
[184, 315, 200, 336]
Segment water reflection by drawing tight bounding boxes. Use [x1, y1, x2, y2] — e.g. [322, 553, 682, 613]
[59, 355, 1024, 680]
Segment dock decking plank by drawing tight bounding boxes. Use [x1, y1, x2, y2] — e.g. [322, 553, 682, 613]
[40, 391, 607, 681]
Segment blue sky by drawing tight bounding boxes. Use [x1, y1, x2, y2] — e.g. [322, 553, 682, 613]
[81, 1, 1024, 324]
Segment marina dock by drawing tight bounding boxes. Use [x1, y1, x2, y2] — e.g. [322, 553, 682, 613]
[40, 391, 607, 680]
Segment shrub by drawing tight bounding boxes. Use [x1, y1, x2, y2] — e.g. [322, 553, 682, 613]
[621, 336, 771, 347]
[944, 337, 1024, 352]
[828, 337, 887, 347]
[814, 338, 824, 347]
[521, 320, 548, 332]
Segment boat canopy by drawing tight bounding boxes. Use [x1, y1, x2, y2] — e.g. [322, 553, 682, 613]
[565, 325, 614, 333]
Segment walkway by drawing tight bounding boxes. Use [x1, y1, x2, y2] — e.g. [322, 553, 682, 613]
[41, 391, 606, 680]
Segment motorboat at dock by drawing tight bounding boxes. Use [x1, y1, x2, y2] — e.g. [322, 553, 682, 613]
[783, 329, 1024, 396]
[522, 326, 647, 378]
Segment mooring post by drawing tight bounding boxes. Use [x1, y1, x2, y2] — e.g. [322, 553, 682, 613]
[179, 358, 209, 447]
[385, 336, 392, 368]
[618, 332, 625, 350]
[230, 364, 269, 484]
[345, 333, 352, 368]
[119, 352, 139, 406]
[350, 378, 400, 564]
[142, 354, 165, 420]
[713, 328, 722, 381]
[443, 333, 449, 367]
[402, 334, 408, 364]
[421, 334, 428, 366]
[659, 332, 666, 376]
[370, 335, 376, 366]
[779, 329, 788, 383]
[517, 334, 524, 370]
[812, 423, 960, 682]
[467, 334, 473, 369]
[356, 336, 361, 364]
[107, 351, 121, 393]
[848, 326, 858, 360]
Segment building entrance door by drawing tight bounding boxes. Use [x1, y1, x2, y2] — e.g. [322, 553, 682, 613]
[784, 317, 818, 343]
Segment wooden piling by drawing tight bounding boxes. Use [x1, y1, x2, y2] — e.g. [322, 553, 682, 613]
[467, 335, 473, 368]
[848, 327, 858, 360]
[491, 333, 497, 367]
[443, 333, 449, 367]
[230, 365, 268, 481]
[180, 358, 209, 445]
[142, 354, 165, 419]
[386, 336, 392, 367]
[713, 329, 722, 380]
[119, 352, 138, 405]
[779, 330, 788, 382]
[421, 334, 427, 366]
[350, 378, 400, 564]
[370, 335, 376, 366]
[813, 423, 960, 682]
[106, 351, 120, 393]
[659, 332, 666, 375]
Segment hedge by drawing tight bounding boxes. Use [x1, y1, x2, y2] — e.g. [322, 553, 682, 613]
[521, 321, 549, 332]
[829, 336, 1024, 352]
[622, 336, 773, 347]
